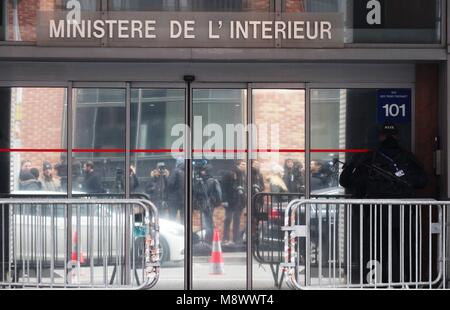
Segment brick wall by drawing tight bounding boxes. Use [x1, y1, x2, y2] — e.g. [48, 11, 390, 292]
[248, 0, 270, 11]
[253, 90, 306, 178]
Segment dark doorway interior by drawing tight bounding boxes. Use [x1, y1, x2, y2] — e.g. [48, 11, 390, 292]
[0, 88, 10, 279]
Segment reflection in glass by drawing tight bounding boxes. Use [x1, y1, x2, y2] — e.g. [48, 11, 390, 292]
[131, 88, 185, 289]
[310, 88, 412, 196]
[283, 0, 441, 44]
[8, 87, 67, 194]
[110, 0, 270, 12]
[192, 89, 247, 290]
[251, 89, 305, 289]
[72, 88, 125, 194]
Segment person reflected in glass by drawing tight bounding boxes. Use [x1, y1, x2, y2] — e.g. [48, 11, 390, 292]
[222, 160, 246, 246]
[146, 162, 169, 216]
[81, 161, 104, 194]
[18, 160, 41, 191]
[283, 158, 304, 194]
[268, 163, 288, 203]
[192, 160, 221, 245]
[167, 157, 185, 223]
[41, 161, 61, 192]
[129, 164, 140, 192]
[310, 159, 329, 191]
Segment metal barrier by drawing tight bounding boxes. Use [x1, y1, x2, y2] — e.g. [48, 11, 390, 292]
[282, 199, 448, 289]
[252, 193, 348, 288]
[0, 199, 160, 289]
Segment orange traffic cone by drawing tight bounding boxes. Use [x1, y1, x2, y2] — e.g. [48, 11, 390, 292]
[210, 229, 225, 275]
[70, 231, 86, 264]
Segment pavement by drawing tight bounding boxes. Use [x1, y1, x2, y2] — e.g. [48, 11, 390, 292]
[154, 251, 289, 290]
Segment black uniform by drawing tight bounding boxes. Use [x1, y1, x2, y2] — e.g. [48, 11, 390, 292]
[340, 136, 427, 285]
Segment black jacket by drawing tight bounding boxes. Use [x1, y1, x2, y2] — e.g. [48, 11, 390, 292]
[146, 174, 168, 207]
[167, 164, 184, 204]
[82, 170, 104, 194]
[340, 138, 427, 198]
[222, 168, 246, 209]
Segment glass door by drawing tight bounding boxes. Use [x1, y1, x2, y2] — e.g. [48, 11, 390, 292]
[250, 86, 306, 289]
[191, 86, 248, 289]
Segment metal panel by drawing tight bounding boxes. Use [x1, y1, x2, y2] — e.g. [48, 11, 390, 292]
[72, 82, 127, 88]
[0, 46, 446, 61]
[0, 62, 416, 84]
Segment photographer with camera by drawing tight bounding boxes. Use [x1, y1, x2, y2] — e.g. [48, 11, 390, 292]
[222, 160, 246, 246]
[115, 165, 140, 193]
[146, 162, 170, 216]
[193, 160, 222, 245]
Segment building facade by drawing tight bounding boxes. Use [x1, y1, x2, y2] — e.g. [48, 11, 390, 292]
[0, 0, 448, 289]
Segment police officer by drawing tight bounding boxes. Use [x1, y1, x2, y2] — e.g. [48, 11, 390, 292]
[340, 123, 427, 285]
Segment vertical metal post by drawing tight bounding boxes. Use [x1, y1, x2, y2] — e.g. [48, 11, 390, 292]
[123, 82, 131, 285]
[246, 84, 253, 290]
[184, 76, 195, 290]
[305, 84, 311, 286]
[67, 82, 73, 267]
[305, 84, 311, 199]
[125, 83, 131, 198]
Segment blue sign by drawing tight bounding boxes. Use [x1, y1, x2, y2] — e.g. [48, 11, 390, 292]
[377, 89, 411, 124]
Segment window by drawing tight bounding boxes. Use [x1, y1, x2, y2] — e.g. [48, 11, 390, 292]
[0, 0, 5, 41]
[72, 88, 126, 194]
[5, 87, 68, 194]
[284, 0, 442, 44]
[109, 0, 270, 12]
[57, 0, 99, 11]
[352, 0, 441, 44]
[310, 88, 412, 195]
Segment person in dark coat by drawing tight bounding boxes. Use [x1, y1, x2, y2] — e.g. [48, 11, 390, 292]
[283, 159, 304, 193]
[339, 123, 427, 285]
[192, 161, 222, 244]
[146, 162, 170, 215]
[167, 158, 185, 223]
[222, 160, 246, 245]
[19, 167, 42, 191]
[81, 161, 104, 194]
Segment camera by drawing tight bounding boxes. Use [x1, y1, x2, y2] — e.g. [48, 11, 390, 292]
[236, 185, 245, 196]
[157, 162, 166, 169]
[252, 184, 261, 194]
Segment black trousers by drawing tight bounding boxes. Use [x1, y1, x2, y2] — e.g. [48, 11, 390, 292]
[224, 207, 243, 243]
[350, 205, 417, 285]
